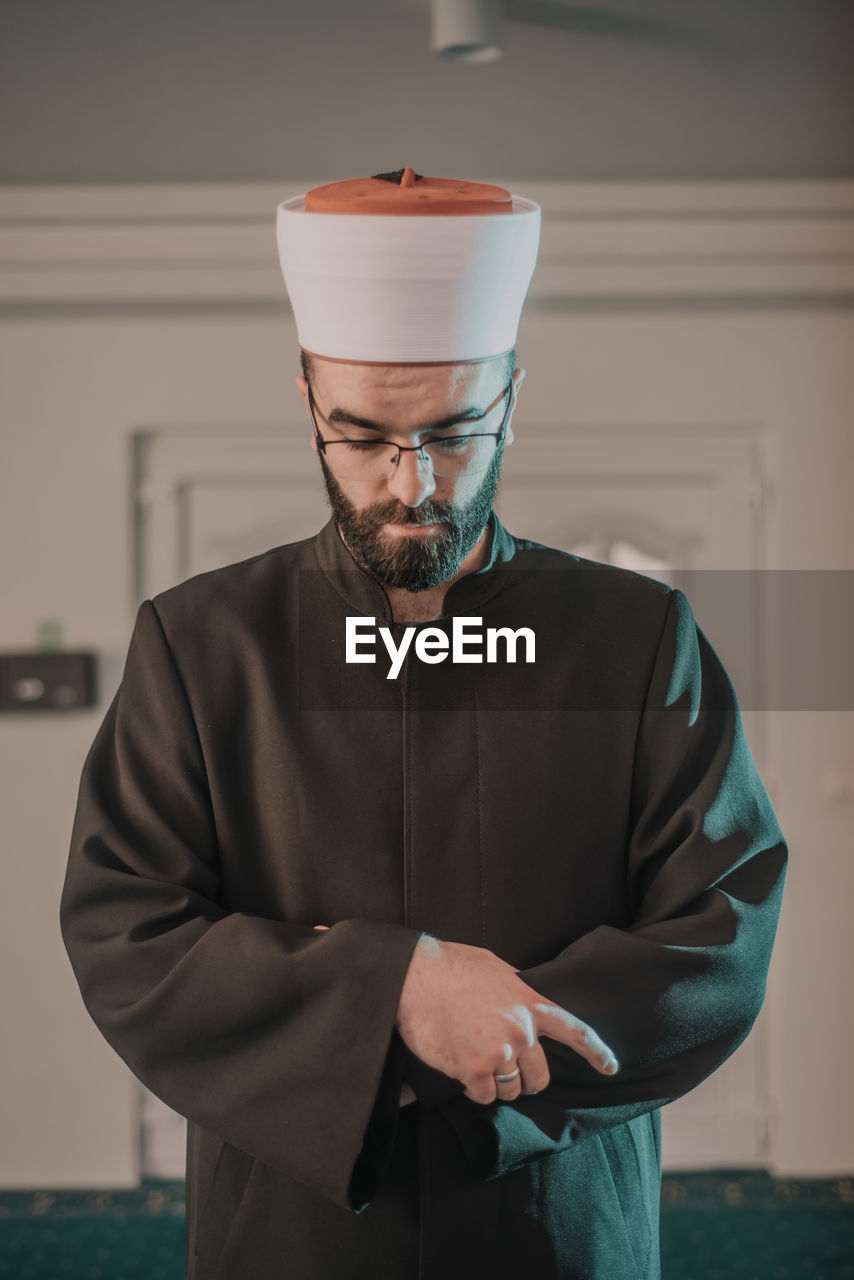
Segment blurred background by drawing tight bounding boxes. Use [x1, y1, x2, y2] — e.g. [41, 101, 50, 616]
[1, 1, 853, 1276]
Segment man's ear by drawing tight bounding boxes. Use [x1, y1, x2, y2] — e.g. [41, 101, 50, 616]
[505, 366, 525, 447]
[296, 375, 318, 450]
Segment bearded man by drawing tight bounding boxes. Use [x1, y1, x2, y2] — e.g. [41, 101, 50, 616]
[60, 169, 787, 1280]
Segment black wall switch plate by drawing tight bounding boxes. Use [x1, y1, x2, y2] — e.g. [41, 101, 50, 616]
[0, 653, 97, 711]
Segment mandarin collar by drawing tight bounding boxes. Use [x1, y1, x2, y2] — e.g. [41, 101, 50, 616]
[311, 511, 518, 625]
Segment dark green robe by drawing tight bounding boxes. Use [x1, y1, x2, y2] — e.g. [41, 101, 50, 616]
[59, 513, 787, 1279]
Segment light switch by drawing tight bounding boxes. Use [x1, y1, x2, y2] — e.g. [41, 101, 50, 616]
[0, 653, 97, 711]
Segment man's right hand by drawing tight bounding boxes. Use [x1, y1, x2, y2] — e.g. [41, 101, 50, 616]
[394, 934, 619, 1106]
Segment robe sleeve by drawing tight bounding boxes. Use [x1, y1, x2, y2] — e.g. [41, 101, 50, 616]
[59, 598, 423, 1214]
[409, 587, 788, 1180]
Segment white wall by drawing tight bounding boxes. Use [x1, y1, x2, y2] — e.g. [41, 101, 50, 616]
[1, 0, 852, 185]
[0, 313, 303, 1185]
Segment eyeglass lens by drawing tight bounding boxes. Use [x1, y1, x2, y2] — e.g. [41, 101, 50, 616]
[329, 434, 498, 479]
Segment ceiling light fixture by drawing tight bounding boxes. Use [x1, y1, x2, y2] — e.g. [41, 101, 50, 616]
[431, 0, 503, 63]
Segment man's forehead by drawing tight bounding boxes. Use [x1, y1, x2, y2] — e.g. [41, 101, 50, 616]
[309, 356, 500, 402]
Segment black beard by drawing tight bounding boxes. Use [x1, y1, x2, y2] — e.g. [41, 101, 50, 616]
[318, 443, 505, 592]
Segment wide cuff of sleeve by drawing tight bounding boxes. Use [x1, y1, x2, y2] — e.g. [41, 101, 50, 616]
[309, 918, 424, 1213]
[347, 1027, 410, 1212]
[436, 1094, 570, 1181]
[436, 1091, 669, 1183]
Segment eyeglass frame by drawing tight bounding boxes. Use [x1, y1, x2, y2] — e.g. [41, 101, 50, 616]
[305, 374, 518, 478]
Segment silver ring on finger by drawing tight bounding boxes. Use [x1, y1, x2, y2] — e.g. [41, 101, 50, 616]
[494, 1067, 521, 1084]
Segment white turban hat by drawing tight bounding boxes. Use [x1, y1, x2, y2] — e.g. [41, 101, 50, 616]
[276, 167, 541, 364]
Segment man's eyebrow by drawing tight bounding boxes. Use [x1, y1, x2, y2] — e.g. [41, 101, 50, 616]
[326, 404, 488, 433]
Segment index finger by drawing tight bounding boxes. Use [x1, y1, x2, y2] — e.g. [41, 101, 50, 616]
[532, 1002, 619, 1075]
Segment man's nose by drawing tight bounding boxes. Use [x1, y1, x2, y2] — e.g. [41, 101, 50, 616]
[385, 445, 437, 507]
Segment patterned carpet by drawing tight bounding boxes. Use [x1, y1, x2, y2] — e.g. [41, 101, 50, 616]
[0, 1171, 852, 1279]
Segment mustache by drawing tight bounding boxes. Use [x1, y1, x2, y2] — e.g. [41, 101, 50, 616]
[357, 498, 456, 527]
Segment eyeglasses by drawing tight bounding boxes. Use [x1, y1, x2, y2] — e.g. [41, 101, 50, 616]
[306, 376, 517, 480]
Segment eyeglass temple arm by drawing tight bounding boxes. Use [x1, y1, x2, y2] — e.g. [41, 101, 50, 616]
[306, 382, 329, 454]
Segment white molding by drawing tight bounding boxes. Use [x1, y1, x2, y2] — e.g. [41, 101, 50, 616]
[1, 181, 853, 308]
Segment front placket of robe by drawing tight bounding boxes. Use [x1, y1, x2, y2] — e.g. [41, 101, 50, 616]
[310, 517, 514, 1272]
[399, 621, 503, 1279]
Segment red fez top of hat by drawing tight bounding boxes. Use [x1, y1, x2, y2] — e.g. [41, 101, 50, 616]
[304, 166, 514, 216]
